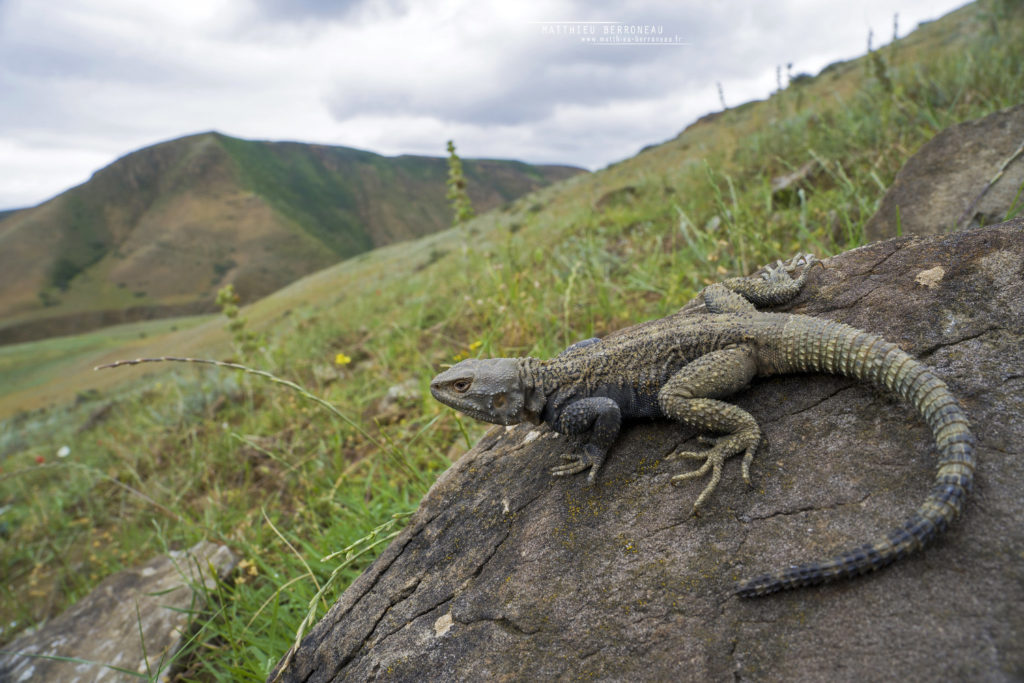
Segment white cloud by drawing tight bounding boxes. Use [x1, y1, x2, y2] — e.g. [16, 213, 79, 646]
[0, 0, 969, 209]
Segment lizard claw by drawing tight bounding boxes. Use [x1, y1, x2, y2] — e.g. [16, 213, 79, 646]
[670, 433, 760, 514]
[787, 253, 821, 278]
[756, 253, 820, 293]
[671, 448, 724, 515]
[549, 445, 607, 484]
[783, 252, 816, 271]
[550, 454, 588, 478]
[665, 434, 716, 455]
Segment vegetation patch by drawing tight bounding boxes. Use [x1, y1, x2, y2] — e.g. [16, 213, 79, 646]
[1, 3, 1022, 679]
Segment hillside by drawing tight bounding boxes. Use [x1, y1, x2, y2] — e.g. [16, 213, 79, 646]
[0, 0, 1021, 678]
[0, 132, 584, 344]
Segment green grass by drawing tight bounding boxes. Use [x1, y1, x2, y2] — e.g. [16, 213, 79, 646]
[217, 134, 579, 264]
[218, 135, 374, 258]
[0, 316, 213, 399]
[1, 2, 1022, 679]
[0, 127, 580, 346]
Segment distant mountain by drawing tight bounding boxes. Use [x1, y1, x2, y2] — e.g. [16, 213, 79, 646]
[0, 132, 585, 344]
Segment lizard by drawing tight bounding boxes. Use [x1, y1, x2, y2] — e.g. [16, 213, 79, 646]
[429, 254, 975, 597]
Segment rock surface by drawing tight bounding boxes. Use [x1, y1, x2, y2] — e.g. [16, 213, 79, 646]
[0, 540, 237, 682]
[865, 104, 1024, 241]
[273, 221, 1024, 682]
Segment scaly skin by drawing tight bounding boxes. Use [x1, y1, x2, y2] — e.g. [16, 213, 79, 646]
[430, 255, 976, 596]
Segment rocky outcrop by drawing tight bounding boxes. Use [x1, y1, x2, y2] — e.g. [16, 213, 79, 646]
[865, 104, 1024, 241]
[0, 541, 237, 682]
[272, 221, 1024, 682]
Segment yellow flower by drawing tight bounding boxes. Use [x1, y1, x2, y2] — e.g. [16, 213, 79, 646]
[454, 341, 483, 361]
[235, 558, 259, 583]
[334, 352, 352, 366]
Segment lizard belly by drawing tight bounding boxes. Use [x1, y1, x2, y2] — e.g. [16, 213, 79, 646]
[542, 383, 662, 428]
[603, 383, 662, 419]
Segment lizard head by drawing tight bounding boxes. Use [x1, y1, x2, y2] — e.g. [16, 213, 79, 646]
[430, 358, 541, 426]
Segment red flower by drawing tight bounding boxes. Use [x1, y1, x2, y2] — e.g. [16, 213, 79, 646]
[35, 455, 45, 464]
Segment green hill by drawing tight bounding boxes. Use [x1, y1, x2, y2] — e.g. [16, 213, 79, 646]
[0, 132, 584, 344]
[0, 0, 1021, 677]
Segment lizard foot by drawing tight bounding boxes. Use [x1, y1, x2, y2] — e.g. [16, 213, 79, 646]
[549, 445, 606, 485]
[669, 432, 760, 514]
[761, 253, 818, 283]
[783, 252, 817, 270]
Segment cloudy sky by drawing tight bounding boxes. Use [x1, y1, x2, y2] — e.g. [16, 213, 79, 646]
[0, 0, 967, 210]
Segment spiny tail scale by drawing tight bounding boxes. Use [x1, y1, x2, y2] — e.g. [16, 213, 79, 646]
[738, 316, 976, 597]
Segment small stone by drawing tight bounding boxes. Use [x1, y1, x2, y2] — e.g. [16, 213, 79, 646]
[915, 266, 945, 289]
[433, 612, 454, 637]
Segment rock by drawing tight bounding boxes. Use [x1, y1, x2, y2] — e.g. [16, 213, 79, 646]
[370, 379, 423, 425]
[865, 104, 1024, 241]
[311, 364, 341, 385]
[770, 160, 819, 207]
[76, 401, 114, 434]
[0, 540, 238, 682]
[383, 379, 421, 406]
[594, 186, 638, 212]
[271, 221, 1024, 682]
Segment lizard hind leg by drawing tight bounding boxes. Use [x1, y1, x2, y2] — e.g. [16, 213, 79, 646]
[658, 345, 762, 515]
[716, 253, 821, 309]
[679, 254, 820, 315]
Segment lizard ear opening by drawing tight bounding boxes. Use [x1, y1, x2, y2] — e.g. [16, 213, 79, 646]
[523, 386, 546, 424]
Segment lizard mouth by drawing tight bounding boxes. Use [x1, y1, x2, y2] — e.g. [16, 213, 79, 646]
[459, 403, 519, 426]
[457, 405, 517, 425]
[429, 386, 514, 426]
[435, 394, 522, 426]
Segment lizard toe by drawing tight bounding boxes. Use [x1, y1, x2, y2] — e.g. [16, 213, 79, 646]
[741, 446, 757, 486]
[689, 458, 724, 515]
[550, 458, 587, 477]
[671, 456, 713, 481]
[669, 434, 756, 511]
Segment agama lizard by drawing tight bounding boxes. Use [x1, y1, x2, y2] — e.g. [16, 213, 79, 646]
[430, 255, 975, 596]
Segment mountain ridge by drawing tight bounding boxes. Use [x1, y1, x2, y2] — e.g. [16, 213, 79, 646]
[0, 132, 585, 344]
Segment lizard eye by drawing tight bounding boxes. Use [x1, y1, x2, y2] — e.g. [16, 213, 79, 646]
[451, 379, 471, 393]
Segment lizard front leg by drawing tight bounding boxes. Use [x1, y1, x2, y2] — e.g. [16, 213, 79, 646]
[658, 345, 761, 514]
[549, 397, 621, 484]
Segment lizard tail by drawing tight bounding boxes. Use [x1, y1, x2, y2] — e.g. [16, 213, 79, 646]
[737, 316, 976, 597]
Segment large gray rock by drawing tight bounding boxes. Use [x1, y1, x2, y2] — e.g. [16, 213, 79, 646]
[865, 104, 1024, 241]
[0, 540, 237, 682]
[272, 221, 1024, 682]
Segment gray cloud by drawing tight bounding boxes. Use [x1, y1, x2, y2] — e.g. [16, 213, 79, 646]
[0, 0, 969, 209]
[320, 0, 779, 127]
[325, 31, 691, 125]
[247, 0, 411, 22]
[1, 34, 182, 85]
